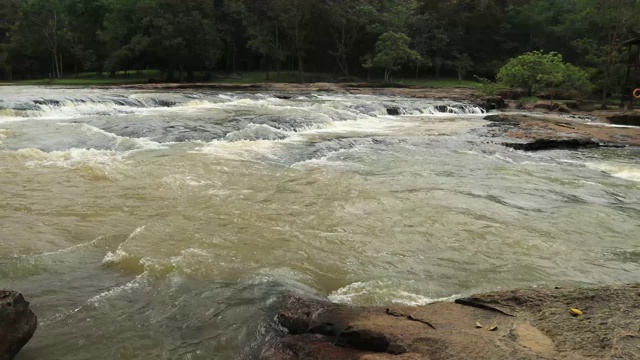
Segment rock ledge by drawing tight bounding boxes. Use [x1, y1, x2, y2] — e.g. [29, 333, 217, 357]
[264, 284, 640, 360]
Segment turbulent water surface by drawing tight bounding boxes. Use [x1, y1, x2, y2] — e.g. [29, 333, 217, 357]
[1, 86, 639, 359]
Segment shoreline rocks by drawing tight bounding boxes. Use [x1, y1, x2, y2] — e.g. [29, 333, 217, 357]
[0, 290, 37, 360]
[264, 284, 640, 360]
[483, 113, 640, 150]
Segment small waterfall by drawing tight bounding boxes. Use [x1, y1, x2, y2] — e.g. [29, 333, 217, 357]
[383, 101, 485, 116]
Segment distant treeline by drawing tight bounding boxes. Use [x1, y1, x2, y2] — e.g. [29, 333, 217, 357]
[0, 0, 639, 89]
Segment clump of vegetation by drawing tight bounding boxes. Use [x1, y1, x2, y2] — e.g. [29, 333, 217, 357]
[0, 0, 637, 105]
[497, 51, 592, 102]
[473, 76, 499, 96]
[372, 32, 421, 82]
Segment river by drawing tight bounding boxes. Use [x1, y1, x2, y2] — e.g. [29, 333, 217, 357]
[1, 86, 639, 359]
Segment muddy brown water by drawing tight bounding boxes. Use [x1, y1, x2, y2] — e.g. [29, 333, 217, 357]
[1, 87, 639, 359]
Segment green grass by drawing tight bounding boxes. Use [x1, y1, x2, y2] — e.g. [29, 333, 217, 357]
[395, 78, 479, 88]
[4, 77, 152, 86]
[2, 70, 482, 88]
[518, 96, 541, 104]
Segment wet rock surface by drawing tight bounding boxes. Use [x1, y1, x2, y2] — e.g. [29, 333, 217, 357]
[607, 114, 640, 127]
[264, 284, 640, 360]
[0, 290, 37, 360]
[483, 113, 640, 150]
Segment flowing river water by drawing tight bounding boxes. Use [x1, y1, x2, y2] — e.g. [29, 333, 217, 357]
[1, 86, 639, 359]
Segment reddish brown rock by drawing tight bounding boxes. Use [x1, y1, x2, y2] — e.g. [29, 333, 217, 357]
[265, 284, 640, 360]
[484, 113, 640, 149]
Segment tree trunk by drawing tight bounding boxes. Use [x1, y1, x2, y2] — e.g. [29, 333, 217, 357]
[297, 54, 305, 82]
[51, 51, 58, 79]
[341, 26, 348, 77]
[263, 55, 270, 81]
[166, 67, 175, 82]
[232, 44, 237, 73]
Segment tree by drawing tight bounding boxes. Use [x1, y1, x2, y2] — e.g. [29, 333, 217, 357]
[497, 51, 560, 96]
[372, 32, 421, 82]
[100, 0, 141, 76]
[270, 0, 316, 82]
[323, 0, 377, 78]
[453, 51, 473, 81]
[230, 0, 284, 81]
[497, 50, 592, 99]
[575, 0, 640, 108]
[408, 12, 445, 78]
[11, 0, 68, 79]
[63, 0, 107, 76]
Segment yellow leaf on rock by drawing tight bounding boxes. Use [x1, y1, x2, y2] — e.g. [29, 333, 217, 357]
[570, 308, 583, 316]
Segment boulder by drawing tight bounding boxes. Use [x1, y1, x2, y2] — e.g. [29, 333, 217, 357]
[607, 114, 640, 127]
[503, 138, 602, 151]
[0, 290, 37, 360]
[265, 284, 640, 360]
[386, 107, 401, 116]
[478, 96, 507, 111]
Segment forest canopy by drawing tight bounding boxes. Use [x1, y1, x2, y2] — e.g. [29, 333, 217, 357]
[1, 0, 640, 98]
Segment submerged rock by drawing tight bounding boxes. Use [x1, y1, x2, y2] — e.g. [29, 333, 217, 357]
[385, 107, 400, 115]
[264, 284, 640, 360]
[0, 290, 37, 360]
[478, 96, 507, 111]
[503, 138, 602, 151]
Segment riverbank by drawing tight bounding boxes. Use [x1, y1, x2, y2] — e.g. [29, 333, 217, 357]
[265, 284, 640, 359]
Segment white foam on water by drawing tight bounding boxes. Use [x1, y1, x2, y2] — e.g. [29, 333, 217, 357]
[19, 147, 124, 172]
[0, 128, 14, 138]
[586, 162, 640, 182]
[101, 248, 132, 265]
[162, 174, 213, 188]
[59, 122, 166, 152]
[191, 139, 281, 162]
[224, 124, 289, 142]
[38, 236, 106, 257]
[102, 226, 147, 265]
[87, 273, 147, 306]
[328, 281, 460, 306]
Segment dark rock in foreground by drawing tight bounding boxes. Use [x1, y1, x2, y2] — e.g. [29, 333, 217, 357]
[503, 138, 602, 151]
[0, 290, 37, 360]
[264, 284, 640, 360]
[607, 114, 640, 127]
[478, 96, 507, 111]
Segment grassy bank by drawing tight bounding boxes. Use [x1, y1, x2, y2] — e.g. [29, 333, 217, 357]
[1, 71, 479, 89]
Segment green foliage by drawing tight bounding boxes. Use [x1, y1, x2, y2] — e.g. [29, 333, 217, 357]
[498, 51, 592, 100]
[497, 51, 557, 96]
[473, 76, 499, 96]
[0, 0, 638, 94]
[373, 32, 421, 82]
